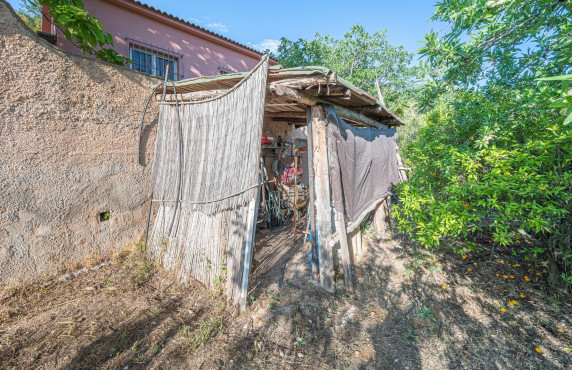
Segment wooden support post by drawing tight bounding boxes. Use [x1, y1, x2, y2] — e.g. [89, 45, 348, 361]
[374, 199, 387, 235]
[293, 152, 298, 241]
[396, 146, 408, 182]
[348, 228, 358, 262]
[274, 85, 392, 129]
[306, 108, 319, 281]
[239, 198, 258, 311]
[312, 105, 335, 291]
[356, 229, 363, 256]
[334, 210, 353, 293]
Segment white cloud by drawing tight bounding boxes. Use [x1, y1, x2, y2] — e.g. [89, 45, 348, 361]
[187, 17, 202, 24]
[206, 23, 229, 33]
[252, 39, 280, 54]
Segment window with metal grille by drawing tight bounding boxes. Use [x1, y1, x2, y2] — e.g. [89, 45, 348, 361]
[218, 65, 237, 75]
[126, 37, 184, 80]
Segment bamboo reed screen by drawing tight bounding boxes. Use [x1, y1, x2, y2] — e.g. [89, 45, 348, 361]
[148, 57, 269, 303]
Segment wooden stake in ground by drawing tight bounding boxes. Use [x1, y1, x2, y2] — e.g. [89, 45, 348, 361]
[311, 105, 334, 291]
[240, 198, 258, 311]
[334, 210, 354, 293]
[374, 199, 387, 235]
[306, 107, 319, 281]
[293, 151, 298, 241]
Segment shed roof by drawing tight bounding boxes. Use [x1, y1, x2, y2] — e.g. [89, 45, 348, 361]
[158, 65, 403, 127]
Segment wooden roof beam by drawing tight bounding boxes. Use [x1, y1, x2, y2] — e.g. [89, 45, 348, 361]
[272, 85, 395, 129]
[264, 111, 306, 118]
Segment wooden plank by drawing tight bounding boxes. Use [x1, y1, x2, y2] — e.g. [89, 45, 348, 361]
[265, 111, 307, 118]
[374, 199, 387, 235]
[156, 89, 228, 102]
[334, 210, 353, 293]
[328, 194, 391, 248]
[348, 228, 357, 262]
[312, 105, 335, 291]
[293, 153, 298, 241]
[357, 229, 363, 256]
[239, 198, 258, 311]
[272, 85, 391, 130]
[396, 146, 409, 181]
[306, 107, 319, 281]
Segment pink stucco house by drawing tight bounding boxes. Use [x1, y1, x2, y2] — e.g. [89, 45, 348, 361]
[41, 0, 277, 80]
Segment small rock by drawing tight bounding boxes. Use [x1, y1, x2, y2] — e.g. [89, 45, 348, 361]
[279, 350, 285, 357]
[123, 366, 129, 370]
[297, 353, 304, 358]
[525, 325, 533, 330]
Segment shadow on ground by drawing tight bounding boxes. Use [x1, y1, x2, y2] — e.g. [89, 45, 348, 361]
[1, 235, 571, 369]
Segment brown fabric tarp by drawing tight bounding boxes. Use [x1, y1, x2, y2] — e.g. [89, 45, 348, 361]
[325, 104, 400, 222]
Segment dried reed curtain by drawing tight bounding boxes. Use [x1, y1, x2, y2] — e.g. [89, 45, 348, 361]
[148, 56, 269, 303]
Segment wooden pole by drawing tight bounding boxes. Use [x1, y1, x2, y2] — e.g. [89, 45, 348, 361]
[348, 228, 357, 262]
[273, 85, 393, 129]
[374, 80, 386, 107]
[312, 105, 335, 291]
[396, 146, 409, 182]
[374, 199, 387, 235]
[328, 193, 390, 248]
[357, 229, 363, 256]
[239, 198, 258, 311]
[306, 108, 319, 280]
[293, 151, 298, 241]
[334, 210, 353, 293]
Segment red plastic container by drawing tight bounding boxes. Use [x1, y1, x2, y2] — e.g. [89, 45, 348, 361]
[261, 132, 274, 145]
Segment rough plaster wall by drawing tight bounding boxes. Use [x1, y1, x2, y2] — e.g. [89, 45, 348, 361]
[0, 0, 160, 287]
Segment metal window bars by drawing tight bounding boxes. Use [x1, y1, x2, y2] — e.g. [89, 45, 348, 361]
[125, 36, 184, 81]
[218, 65, 237, 75]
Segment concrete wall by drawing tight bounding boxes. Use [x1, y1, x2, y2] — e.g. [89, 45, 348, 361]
[0, 0, 161, 287]
[53, 0, 273, 79]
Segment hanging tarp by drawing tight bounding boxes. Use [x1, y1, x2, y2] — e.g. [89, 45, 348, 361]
[148, 56, 269, 303]
[325, 104, 400, 222]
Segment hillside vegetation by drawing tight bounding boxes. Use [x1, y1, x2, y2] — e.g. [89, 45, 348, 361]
[278, 0, 572, 292]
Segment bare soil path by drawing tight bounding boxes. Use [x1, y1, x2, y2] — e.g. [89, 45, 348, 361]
[1, 234, 571, 369]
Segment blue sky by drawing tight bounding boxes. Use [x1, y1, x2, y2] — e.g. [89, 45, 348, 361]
[8, 0, 444, 60]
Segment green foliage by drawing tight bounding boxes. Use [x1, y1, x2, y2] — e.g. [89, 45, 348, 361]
[419, 0, 571, 86]
[395, 85, 572, 245]
[396, 0, 572, 287]
[419, 306, 434, 320]
[19, 0, 129, 65]
[16, 0, 41, 31]
[277, 24, 418, 113]
[190, 317, 224, 349]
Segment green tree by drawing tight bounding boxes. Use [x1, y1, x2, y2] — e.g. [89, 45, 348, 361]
[16, 0, 41, 31]
[277, 25, 418, 113]
[420, 0, 571, 86]
[18, 0, 129, 65]
[395, 0, 572, 288]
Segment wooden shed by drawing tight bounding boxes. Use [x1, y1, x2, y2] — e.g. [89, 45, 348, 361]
[140, 58, 405, 309]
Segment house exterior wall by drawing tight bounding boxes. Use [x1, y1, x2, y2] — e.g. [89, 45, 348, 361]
[52, 0, 271, 79]
[0, 0, 160, 287]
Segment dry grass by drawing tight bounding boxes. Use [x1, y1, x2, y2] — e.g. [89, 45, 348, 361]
[1, 237, 571, 369]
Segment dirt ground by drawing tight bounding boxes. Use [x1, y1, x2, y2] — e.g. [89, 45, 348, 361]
[1, 233, 571, 369]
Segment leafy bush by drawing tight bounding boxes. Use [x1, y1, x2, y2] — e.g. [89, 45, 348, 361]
[395, 0, 572, 287]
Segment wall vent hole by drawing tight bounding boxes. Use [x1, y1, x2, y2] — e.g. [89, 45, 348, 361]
[99, 212, 111, 222]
